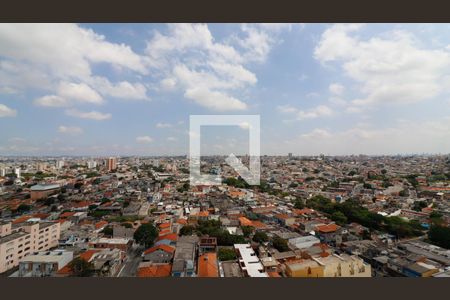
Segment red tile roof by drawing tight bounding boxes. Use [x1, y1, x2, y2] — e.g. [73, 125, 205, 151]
[316, 223, 340, 233]
[137, 264, 172, 277]
[143, 244, 175, 255]
[95, 220, 109, 229]
[293, 208, 315, 215]
[79, 249, 101, 262]
[238, 217, 253, 227]
[60, 211, 76, 218]
[198, 253, 219, 277]
[12, 215, 32, 224]
[156, 233, 178, 242]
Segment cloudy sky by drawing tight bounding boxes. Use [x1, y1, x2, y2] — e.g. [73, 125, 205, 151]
[0, 23, 450, 156]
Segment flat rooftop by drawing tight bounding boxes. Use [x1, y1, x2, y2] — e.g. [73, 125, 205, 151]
[0, 231, 28, 244]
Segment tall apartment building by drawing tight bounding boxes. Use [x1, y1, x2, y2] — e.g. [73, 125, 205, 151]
[87, 160, 97, 169]
[0, 221, 61, 274]
[14, 167, 21, 178]
[0, 168, 6, 177]
[56, 160, 65, 169]
[106, 157, 117, 172]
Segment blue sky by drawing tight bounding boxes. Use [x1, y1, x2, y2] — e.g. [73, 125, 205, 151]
[0, 23, 450, 156]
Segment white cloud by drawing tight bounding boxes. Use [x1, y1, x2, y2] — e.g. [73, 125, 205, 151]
[136, 136, 153, 143]
[167, 136, 177, 142]
[237, 24, 277, 63]
[184, 87, 247, 111]
[315, 24, 450, 111]
[156, 122, 172, 128]
[34, 95, 68, 107]
[329, 83, 344, 95]
[277, 104, 298, 114]
[144, 23, 288, 111]
[278, 104, 333, 120]
[0, 103, 17, 117]
[0, 23, 147, 82]
[160, 77, 177, 91]
[297, 105, 333, 120]
[301, 128, 331, 138]
[57, 82, 103, 105]
[88, 76, 148, 100]
[65, 109, 111, 120]
[58, 125, 83, 135]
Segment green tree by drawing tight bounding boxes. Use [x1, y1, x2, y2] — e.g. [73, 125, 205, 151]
[294, 199, 305, 209]
[428, 225, 450, 249]
[412, 200, 427, 212]
[179, 225, 195, 236]
[252, 231, 269, 244]
[101, 226, 113, 236]
[218, 248, 237, 261]
[241, 226, 254, 238]
[272, 236, 289, 252]
[68, 257, 95, 277]
[133, 223, 158, 248]
[331, 211, 348, 225]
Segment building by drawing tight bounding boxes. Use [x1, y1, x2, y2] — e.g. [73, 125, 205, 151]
[14, 167, 21, 178]
[0, 221, 61, 274]
[288, 235, 321, 250]
[142, 244, 175, 263]
[106, 157, 117, 172]
[171, 235, 198, 277]
[137, 262, 172, 277]
[314, 254, 372, 277]
[197, 252, 219, 277]
[56, 160, 65, 169]
[88, 237, 132, 252]
[30, 184, 60, 201]
[198, 236, 217, 255]
[234, 244, 268, 277]
[285, 259, 324, 278]
[16, 250, 73, 277]
[0, 168, 6, 177]
[87, 160, 97, 169]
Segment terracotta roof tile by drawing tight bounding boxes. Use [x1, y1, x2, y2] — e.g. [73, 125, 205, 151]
[137, 264, 172, 277]
[143, 244, 175, 255]
[198, 253, 219, 277]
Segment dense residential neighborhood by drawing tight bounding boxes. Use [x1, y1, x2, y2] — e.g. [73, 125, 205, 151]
[1, 155, 449, 277]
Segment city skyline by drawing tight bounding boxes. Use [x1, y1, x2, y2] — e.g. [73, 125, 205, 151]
[1, 23, 450, 156]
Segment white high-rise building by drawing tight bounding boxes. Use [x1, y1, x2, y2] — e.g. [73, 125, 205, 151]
[56, 160, 65, 169]
[87, 160, 97, 169]
[14, 167, 21, 178]
[0, 168, 6, 177]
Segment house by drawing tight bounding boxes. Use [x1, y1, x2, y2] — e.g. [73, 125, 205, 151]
[137, 262, 172, 277]
[288, 235, 321, 250]
[315, 223, 341, 243]
[15, 250, 73, 277]
[142, 244, 175, 263]
[171, 235, 198, 277]
[155, 233, 178, 247]
[285, 259, 324, 278]
[197, 253, 219, 277]
[89, 237, 132, 252]
[274, 214, 296, 227]
[234, 244, 268, 277]
[198, 236, 217, 254]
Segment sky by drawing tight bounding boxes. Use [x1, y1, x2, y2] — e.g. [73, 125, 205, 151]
[0, 23, 450, 156]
